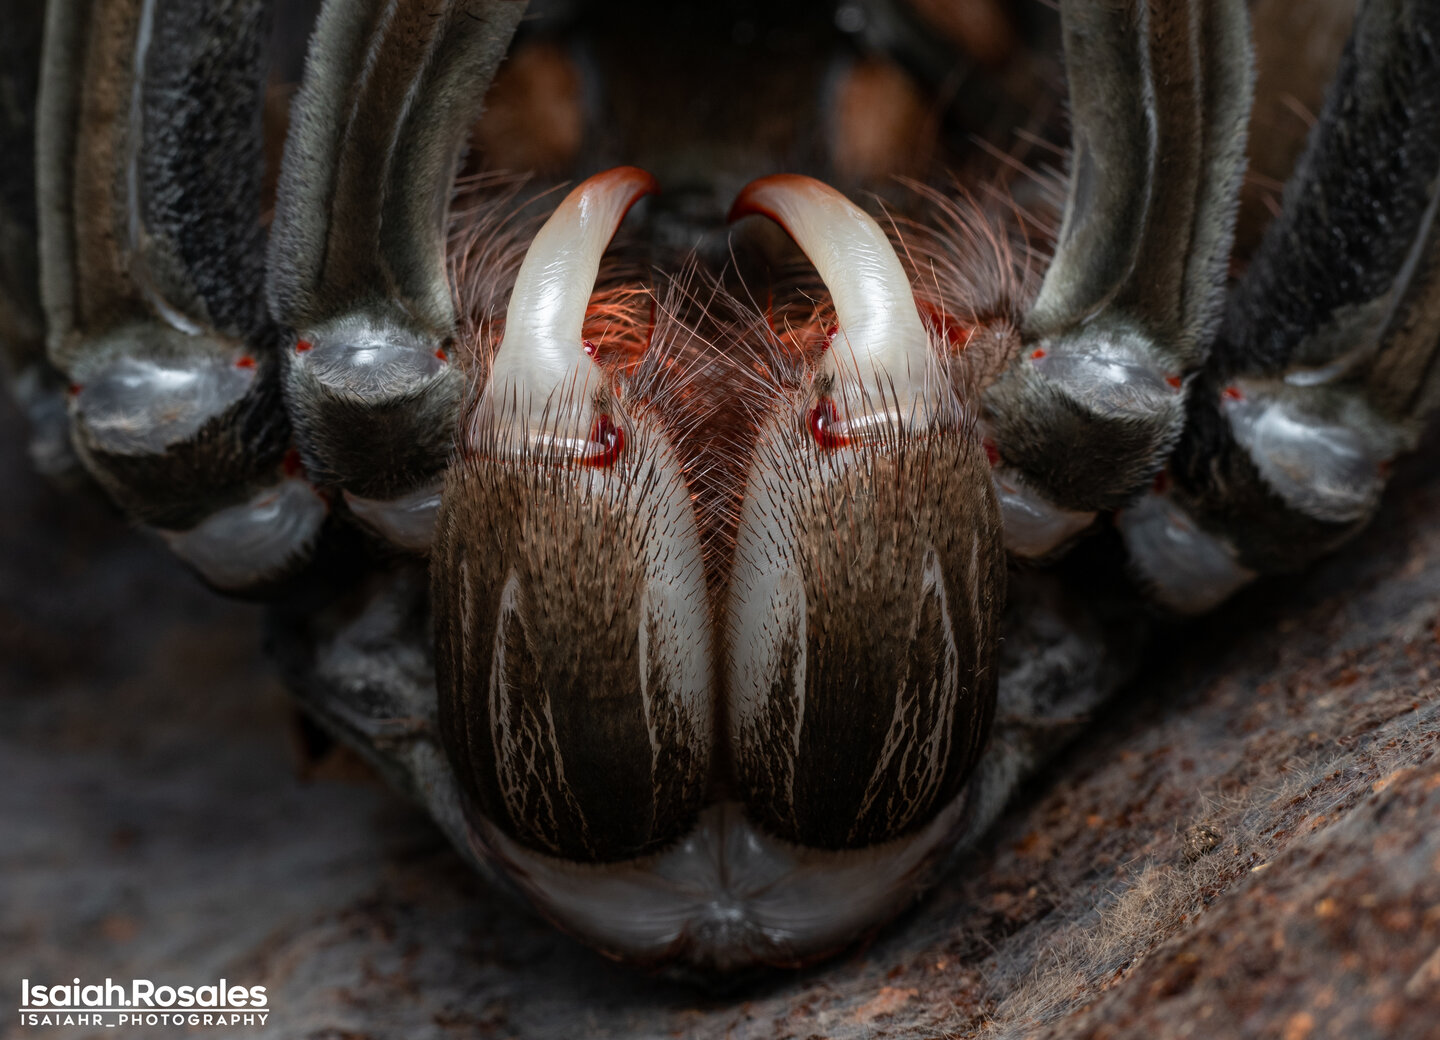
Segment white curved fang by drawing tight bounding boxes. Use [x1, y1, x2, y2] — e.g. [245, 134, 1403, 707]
[730, 174, 939, 431]
[485, 166, 657, 442]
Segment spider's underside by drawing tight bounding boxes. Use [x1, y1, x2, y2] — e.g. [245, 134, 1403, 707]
[1, 0, 1437, 974]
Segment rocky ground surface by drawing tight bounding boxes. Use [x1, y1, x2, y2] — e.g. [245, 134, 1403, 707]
[2, 393, 1438, 1040]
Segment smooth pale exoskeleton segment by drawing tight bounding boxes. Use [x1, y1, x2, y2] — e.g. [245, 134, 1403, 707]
[726, 174, 1005, 851]
[481, 166, 657, 456]
[729, 174, 947, 437]
[434, 167, 717, 864]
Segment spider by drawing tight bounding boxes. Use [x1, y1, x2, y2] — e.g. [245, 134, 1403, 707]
[1, 0, 1436, 976]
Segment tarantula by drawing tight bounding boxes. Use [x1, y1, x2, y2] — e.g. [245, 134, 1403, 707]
[2, 0, 1437, 975]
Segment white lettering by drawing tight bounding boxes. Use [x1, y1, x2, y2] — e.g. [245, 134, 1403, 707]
[19, 975, 269, 1024]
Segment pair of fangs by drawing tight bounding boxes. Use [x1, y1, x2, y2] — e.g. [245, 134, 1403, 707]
[480, 166, 950, 462]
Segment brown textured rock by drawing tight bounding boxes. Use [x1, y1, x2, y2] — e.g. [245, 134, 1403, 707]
[2, 391, 1437, 1039]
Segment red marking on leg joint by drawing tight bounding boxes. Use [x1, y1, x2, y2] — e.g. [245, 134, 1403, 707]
[434, 348, 448, 362]
[235, 355, 256, 369]
[580, 414, 624, 468]
[67, 383, 82, 397]
[1030, 348, 1047, 361]
[1222, 385, 1244, 402]
[281, 448, 305, 479]
[295, 339, 313, 354]
[982, 438, 1000, 467]
[1165, 374, 1181, 389]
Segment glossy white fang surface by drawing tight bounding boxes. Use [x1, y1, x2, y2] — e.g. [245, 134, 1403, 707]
[730, 174, 942, 431]
[484, 167, 657, 442]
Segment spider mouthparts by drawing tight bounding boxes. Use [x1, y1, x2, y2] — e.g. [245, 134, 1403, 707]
[730, 174, 945, 432]
[482, 167, 657, 455]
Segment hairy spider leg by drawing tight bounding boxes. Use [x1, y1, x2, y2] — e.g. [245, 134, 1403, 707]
[1124, 0, 1440, 611]
[266, 0, 525, 552]
[979, 0, 1254, 556]
[32, 0, 324, 592]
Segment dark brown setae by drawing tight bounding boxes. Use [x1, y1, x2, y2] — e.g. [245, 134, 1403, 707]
[434, 441, 713, 863]
[728, 414, 1004, 850]
[431, 169, 715, 865]
[725, 174, 1007, 851]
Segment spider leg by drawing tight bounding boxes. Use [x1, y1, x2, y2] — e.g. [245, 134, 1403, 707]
[0, 10, 77, 482]
[983, 0, 1253, 556]
[0, 3, 79, 483]
[33, 0, 326, 591]
[1123, 0, 1440, 612]
[266, 0, 525, 552]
